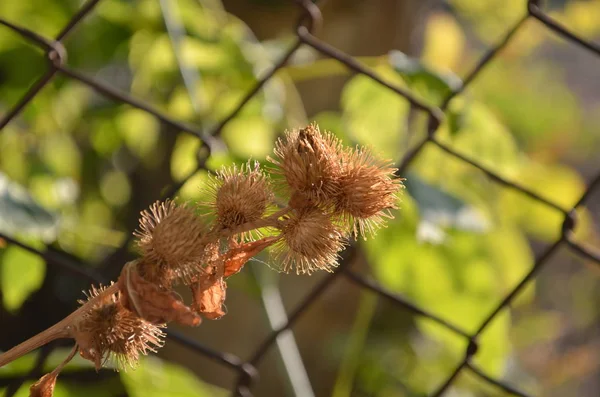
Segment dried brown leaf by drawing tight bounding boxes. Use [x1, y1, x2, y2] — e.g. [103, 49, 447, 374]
[29, 373, 57, 397]
[223, 236, 278, 277]
[119, 261, 201, 327]
[191, 273, 227, 320]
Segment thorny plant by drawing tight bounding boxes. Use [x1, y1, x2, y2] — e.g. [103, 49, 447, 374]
[0, 123, 403, 396]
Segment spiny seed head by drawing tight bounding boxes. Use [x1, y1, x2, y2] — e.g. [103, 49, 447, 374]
[268, 123, 343, 208]
[199, 161, 273, 241]
[335, 147, 403, 239]
[74, 284, 165, 371]
[272, 208, 346, 275]
[134, 200, 208, 286]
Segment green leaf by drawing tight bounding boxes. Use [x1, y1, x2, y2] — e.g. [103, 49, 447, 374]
[417, 302, 511, 378]
[388, 50, 462, 105]
[221, 115, 275, 159]
[500, 161, 586, 241]
[405, 173, 489, 244]
[1, 245, 46, 311]
[121, 356, 227, 397]
[40, 134, 81, 179]
[116, 108, 160, 160]
[341, 65, 409, 159]
[0, 173, 59, 242]
[442, 101, 521, 177]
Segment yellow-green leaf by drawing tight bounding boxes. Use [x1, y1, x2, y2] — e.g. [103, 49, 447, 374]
[1, 245, 46, 311]
[121, 357, 227, 397]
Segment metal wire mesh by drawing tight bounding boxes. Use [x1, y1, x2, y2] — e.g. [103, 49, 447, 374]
[1, 0, 600, 396]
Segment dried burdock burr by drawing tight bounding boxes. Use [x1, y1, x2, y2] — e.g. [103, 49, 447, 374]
[0, 122, 403, 397]
[200, 160, 274, 241]
[272, 207, 346, 274]
[268, 123, 343, 209]
[334, 146, 403, 239]
[134, 200, 209, 286]
[71, 283, 165, 371]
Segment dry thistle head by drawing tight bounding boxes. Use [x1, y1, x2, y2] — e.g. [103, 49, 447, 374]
[134, 200, 209, 286]
[199, 161, 273, 241]
[71, 284, 165, 371]
[335, 146, 403, 239]
[272, 208, 346, 274]
[268, 123, 343, 209]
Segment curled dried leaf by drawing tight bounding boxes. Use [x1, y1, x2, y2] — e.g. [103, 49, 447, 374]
[223, 236, 278, 277]
[191, 271, 227, 320]
[30, 373, 56, 397]
[118, 261, 201, 327]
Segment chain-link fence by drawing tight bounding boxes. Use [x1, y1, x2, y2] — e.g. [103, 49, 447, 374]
[1, 0, 600, 396]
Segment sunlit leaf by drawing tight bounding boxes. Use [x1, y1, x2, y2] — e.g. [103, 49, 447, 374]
[485, 225, 535, 306]
[500, 161, 586, 241]
[551, 1, 600, 40]
[171, 134, 202, 182]
[341, 65, 409, 159]
[39, 134, 81, 179]
[418, 299, 510, 378]
[449, 0, 525, 43]
[116, 108, 160, 160]
[121, 356, 227, 397]
[441, 101, 521, 177]
[1, 245, 46, 311]
[221, 115, 275, 159]
[389, 50, 462, 105]
[471, 60, 582, 151]
[181, 38, 229, 71]
[100, 170, 131, 207]
[421, 12, 465, 72]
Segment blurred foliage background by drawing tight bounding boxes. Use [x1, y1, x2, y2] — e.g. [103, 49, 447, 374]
[1, 0, 600, 396]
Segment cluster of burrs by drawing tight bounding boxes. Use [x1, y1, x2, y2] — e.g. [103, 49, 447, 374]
[0, 123, 402, 397]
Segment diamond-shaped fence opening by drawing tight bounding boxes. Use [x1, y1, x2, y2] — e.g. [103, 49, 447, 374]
[1, 0, 600, 396]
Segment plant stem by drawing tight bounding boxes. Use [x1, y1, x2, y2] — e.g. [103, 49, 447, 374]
[52, 344, 78, 375]
[0, 209, 292, 369]
[267, 207, 293, 222]
[0, 283, 119, 368]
